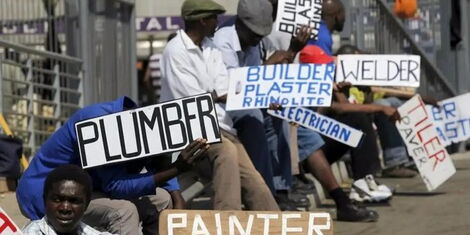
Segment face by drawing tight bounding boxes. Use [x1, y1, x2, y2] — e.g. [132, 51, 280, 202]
[45, 180, 88, 233]
[201, 15, 219, 37]
[236, 21, 264, 48]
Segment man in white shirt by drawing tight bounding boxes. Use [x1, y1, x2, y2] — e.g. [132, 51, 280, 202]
[160, 0, 279, 211]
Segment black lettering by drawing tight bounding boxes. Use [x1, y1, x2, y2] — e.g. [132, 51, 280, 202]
[116, 113, 142, 158]
[387, 60, 400, 81]
[361, 60, 374, 80]
[182, 98, 197, 143]
[99, 119, 121, 162]
[196, 95, 221, 140]
[76, 121, 99, 167]
[162, 103, 187, 149]
[340, 60, 359, 81]
[408, 60, 419, 81]
[139, 108, 167, 154]
[399, 60, 408, 81]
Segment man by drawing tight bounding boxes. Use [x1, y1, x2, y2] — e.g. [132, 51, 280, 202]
[22, 164, 113, 235]
[159, 0, 279, 211]
[213, 0, 297, 207]
[17, 96, 210, 235]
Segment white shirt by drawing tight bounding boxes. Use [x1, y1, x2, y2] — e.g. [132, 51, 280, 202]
[213, 25, 262, 68]
[160, 30, 235, 134]
[22, 217, 114, 235]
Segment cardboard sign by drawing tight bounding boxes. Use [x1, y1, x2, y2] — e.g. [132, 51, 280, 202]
[336, 55, 421, 87]
[0, 208, 21, 235]
[76, 93, 221, 169]
[268, 107, 364, 147]
[226, 64, 335, 111]
[426, 92, 470, 146]
[396, 95, 456, 191]
[159, 210, 333, 235]
[274, 0, 323, 39]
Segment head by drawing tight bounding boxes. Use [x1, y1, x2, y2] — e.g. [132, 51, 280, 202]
[236, 0, 273, 48]
[322, 0, 346, 32]
[182, 0, 226, 37]
[335, 44, 361, 55]
[43, 165, 92, 234]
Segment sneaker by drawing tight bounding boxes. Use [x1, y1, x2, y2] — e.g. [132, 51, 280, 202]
[350, 176, 392, 203]
[337, 204, 379, 222]
[364, 174, 394, 195]
[274, 193, 300, 211]
[382, 166, 418, 178]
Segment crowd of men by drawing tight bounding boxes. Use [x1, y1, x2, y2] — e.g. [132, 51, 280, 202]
[16, 0, 429, 234]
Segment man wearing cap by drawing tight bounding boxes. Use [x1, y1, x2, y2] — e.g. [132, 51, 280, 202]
[160, 0, 279, 211]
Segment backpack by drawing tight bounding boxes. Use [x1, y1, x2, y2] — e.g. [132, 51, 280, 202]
[394, 0, 418, 19]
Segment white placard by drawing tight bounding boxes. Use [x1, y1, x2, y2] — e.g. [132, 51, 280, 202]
[396, 95, 456, 191]
[0, 207, 21, 235]
[426, 92, 470, 146]
[336, 54, 421, 87]
[274, 0, 323, 39]
[76, 93, 221, 169]
[226, 64, 335, 111]
[268, 107, 364, 147]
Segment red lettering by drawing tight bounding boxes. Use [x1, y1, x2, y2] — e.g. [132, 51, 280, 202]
[0, 212, 17, 233]
[407, 98, 428, 127]
[429, 150, 447, 171]
[416, 123, 433, 142]
[423, 136, 441, 155]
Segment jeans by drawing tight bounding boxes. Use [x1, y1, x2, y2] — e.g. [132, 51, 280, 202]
[229, 109, 292, 191]
[374, 97, 411, 168]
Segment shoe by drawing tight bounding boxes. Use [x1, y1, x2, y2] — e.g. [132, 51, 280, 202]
[382, 167, 418, 178]
[275, 193, 300, 211]
[337, 204, 379, 222]
[350, 176, 392, 203]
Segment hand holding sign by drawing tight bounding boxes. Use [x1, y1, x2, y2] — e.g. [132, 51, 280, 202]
[173, 138, 210, 172]
[289, 25, 312, 53]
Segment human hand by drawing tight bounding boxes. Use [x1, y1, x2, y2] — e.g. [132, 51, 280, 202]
[173, 138, 210, 172]
[382, 106, 401, 122]
[265, 50, 293, 65]
[268, 103, 283, 110]
[289, 25, 312, 53]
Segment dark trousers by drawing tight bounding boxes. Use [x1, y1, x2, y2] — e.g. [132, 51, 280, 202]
[321, 112, 381, 180]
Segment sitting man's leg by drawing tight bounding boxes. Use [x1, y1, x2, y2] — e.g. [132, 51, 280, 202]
[222, 132, 280, 211]
[132, 188, 173, 235]
[83, 193, 140, 235]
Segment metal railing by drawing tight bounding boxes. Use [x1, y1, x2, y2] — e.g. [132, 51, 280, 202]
[349, 0, 456, 100]
[0, 39, 83, 156]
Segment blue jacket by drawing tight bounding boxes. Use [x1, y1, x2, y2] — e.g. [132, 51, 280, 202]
[307, 21, 333, 56]
[16, 97, 179, 220]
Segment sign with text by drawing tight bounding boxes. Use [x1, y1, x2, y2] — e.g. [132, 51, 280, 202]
[396, 95, 456, 191]
[0, 207, 21, 235]
[268, 107, 364, 147]
[226, 64, 335, 111]
[76, 93, 221, 169]
[336, 55, 421, 87]
[159, 210, 333, 235]
[426, 93, 470, 146]
[274, 0, 323, 39]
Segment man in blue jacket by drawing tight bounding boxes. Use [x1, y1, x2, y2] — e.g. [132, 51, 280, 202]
[17, 96, 209, 235]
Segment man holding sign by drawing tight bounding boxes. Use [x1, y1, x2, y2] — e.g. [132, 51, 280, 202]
[17, 96, 210, 235]
[160, 0, 279, 211]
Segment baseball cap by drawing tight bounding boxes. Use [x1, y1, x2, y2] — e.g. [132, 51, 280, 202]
[300, 45, 335, 64]
[181, 0, 226, 21]
[237, 0, 273, 36]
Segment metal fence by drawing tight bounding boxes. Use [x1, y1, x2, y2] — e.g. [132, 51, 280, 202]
[0, 39, 83, 156]
[347, 0, 456, 100]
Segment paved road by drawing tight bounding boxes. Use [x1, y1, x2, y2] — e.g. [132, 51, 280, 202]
[2, 155, 469, 234]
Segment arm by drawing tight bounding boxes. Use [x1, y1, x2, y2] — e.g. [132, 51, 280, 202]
[170, 190, 186, 209]
[331, 102, 400, 121]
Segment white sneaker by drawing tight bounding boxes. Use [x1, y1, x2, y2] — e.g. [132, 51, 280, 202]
[350, 176, 392, 203]
[364, 174, 394, 195]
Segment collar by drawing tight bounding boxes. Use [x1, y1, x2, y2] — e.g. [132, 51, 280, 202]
[179, 29, 211, 51]
[39, 217, 86, 235]
[228, 25, 242, 52]
[112, 96, 137, 112]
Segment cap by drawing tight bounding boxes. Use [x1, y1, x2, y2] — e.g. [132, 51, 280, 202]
[181, 0, 226, 21]
[237, 0, 273, 36]
[299, 45, 335, 64]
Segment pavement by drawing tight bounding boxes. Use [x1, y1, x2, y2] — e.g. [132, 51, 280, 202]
[2, 153, 469, 234]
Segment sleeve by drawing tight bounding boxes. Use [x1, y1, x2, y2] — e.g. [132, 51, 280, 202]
[161, 50, 209, 97]
[213, 50, 230, 96]
[89, 166, 156, 200]
[160, 177, 180, 192]
[213, 32, 240, 69]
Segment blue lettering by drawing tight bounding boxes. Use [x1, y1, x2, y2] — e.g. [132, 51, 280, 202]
[268, 82, 282, 95]
[312, 64, 322, 80]
[319, 119, 328, 132]
[263, 65, 276, 80]
[243, 97, 252, 107]
[281, 82, 293, 93]
[307, 82, 318, 94]
[445, 121, 458, 139]
[319, 82, 331, 96]
[295, 108, 303, 122]
[339, 128, 351, 142]
[245, 84, 256, 96]
[324, 63, 335, 81]
[309, 113, 317, 127]
[255, 96, 264, 107]
[287, 107, 295, 120]
[431, 106, 442, 121]
[443, 102, 456, 119]
[298, 64, 311, 80]
[284, 65, 295, 80]
[329, 124, 340, 138]
[247, 66, 260, 81]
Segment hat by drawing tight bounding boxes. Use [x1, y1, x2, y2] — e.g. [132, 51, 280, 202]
[299, 45, 335, 64]
[181, 0, 226, 21]
[238, 0, 273, 36]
